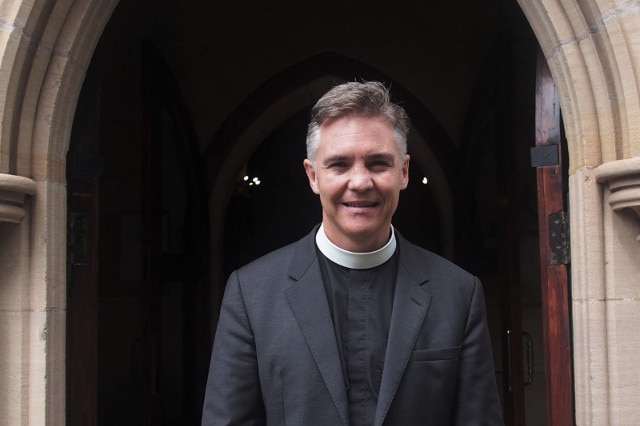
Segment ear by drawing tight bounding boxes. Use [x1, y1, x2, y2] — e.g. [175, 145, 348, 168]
[303, 159, 320, 194]
[400, 155, 410, 189]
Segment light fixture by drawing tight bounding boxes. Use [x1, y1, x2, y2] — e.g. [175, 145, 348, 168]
[246, 176, 262, 186]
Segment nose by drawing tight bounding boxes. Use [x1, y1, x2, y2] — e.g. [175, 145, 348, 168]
[347, 165, 373, 192]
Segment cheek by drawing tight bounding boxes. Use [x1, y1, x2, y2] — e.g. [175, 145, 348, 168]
[316, 176, 340, 195]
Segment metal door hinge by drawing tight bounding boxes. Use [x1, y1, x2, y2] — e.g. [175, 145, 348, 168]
[549, 211, 570, 265]
[531, 145, 559, 167]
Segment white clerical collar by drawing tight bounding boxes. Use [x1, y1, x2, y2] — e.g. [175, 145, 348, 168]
[315, 223, 397, 269]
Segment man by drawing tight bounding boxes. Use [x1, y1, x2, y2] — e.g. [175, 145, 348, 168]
[202, 81, 503, 425]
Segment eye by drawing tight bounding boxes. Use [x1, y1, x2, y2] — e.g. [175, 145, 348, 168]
[327, 161, 349, 170]
[368, 160, 393, 170]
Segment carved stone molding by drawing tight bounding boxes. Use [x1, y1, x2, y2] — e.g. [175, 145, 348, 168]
[595, 157, 640, 219]
[0, 173, 37, 223]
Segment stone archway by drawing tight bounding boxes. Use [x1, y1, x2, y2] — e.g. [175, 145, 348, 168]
[1, 0, 640, 424]
[517, 2, 640, 424]
[518, 1, 640, 167]
[0, 1, 119, 424]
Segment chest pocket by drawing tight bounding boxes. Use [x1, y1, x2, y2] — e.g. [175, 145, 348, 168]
[411, 346, 461, 362]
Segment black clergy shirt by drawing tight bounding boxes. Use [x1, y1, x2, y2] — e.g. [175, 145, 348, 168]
[317, 250, 398, 426]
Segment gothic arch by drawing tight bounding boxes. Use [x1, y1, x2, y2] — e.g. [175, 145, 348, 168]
[1, 0, 639, 424]
[517, 2, 640, 424]
[0, 0, 119, 177]
[0, 1, 118, 423]
[518, 0, 640, 169]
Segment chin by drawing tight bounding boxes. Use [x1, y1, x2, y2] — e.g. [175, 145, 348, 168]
[343, 226, 385, 243]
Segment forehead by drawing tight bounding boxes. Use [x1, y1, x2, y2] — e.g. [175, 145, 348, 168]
[317, 115, 398, 154]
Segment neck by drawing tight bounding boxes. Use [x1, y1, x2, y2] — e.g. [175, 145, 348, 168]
[315, 224, 396, 269]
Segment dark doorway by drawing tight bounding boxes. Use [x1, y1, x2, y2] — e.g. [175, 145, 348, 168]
[67, 42, 211, 425]
[220, 79, 546, 426]
[65, 1, 568, 424]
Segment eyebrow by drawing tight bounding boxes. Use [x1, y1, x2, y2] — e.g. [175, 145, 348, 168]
[322, 154, 349, 166]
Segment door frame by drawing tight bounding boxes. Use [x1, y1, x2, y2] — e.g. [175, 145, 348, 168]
[534, 48, 575, 426]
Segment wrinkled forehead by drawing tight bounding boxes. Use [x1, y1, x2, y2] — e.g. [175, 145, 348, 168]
[318, 115, 401, 145]
[316, 116, 403, 157]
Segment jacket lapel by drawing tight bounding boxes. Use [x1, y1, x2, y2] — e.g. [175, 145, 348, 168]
[284, 230, 349, 426]
[374, 238, 432, 426]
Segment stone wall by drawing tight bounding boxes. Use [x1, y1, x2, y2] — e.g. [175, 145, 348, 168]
[0, 0, 639, 423]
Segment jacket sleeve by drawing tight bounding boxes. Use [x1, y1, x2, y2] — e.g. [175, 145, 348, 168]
[202, 271, 266, 426]
[453, 277, 504, 425]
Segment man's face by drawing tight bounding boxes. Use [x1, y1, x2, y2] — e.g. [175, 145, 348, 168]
[304, 115, 410, 252]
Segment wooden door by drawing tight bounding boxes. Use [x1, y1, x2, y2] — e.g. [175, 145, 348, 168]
[533, 48, 574, 426]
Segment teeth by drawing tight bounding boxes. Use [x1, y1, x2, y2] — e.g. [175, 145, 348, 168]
[345, 202, 375, 207]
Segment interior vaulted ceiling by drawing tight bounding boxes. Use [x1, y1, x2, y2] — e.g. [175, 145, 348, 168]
[100, 0, 503, 152]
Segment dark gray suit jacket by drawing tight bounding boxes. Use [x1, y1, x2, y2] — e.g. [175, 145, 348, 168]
[202, 227, 503, 425]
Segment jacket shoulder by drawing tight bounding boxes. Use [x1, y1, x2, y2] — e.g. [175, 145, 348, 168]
[397, 233, 477, 285]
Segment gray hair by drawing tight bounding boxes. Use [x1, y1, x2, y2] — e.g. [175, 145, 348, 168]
[306, 81, 410, 163]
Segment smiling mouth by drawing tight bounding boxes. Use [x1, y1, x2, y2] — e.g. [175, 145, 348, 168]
[343, 201, 378, 208]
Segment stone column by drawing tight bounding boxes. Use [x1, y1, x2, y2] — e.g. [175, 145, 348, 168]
[0, 173, 67, 425]
[593, 158, 640, 425]
[0, 174, 37, 223]
[0, 173, 38, 423]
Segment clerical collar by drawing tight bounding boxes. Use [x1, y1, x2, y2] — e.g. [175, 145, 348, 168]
[315, 224, 397, 269]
